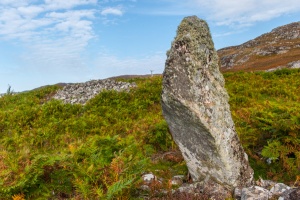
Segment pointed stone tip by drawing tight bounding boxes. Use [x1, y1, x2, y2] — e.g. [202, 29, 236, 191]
[183, 15, 204, 22]
[180, 15, 209, 29]
[176, 16, 212, 49]
[183, 15, 199, 20]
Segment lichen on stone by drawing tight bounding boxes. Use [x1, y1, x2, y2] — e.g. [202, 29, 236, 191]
[161, 16, 254, 190]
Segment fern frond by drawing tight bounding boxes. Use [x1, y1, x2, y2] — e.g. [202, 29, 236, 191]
[106, 178, 134, 199]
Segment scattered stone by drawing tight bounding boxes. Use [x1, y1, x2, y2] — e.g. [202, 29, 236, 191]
[241, 186, 271, 200]
[53, 79, 136, 104]
[171, 175, 185, 186]
[142, 173, 156, 183]
[270, 183, 291, 196]
[255, 177, 277, 189]
[176, 181, 232, 200]
[266, 60, 300, 72]
[279, 187, 300, 200]
[161, 15, 254, 190]
[140, 185, 150, 192]
[203, 180, 232, 200]
[140, 172, 163, 193]
[177, 182, 202, 194]
[288, 60, 300, 69]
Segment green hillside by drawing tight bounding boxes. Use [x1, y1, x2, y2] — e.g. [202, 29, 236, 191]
[0, 69, 300, 199]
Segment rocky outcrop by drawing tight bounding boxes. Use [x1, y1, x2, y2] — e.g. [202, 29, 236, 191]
[139, 172, 298, 200]
[161, 16, 254, 191]
[53, 79, 136, 104]
[265, 60, 300, 72]
[218, 21, 300, 72]
[234, 180, 297, 200]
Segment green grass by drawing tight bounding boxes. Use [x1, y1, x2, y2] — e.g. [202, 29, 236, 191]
[0, 69, 300, 199]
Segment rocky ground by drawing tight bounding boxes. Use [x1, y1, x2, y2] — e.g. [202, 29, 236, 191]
[53, 78, 137, 104]
[140, 172, 300, 200]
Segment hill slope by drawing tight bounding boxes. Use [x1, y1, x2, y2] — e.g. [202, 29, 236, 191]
[218, 21, 300, 72]
[0, 70, 300, 199]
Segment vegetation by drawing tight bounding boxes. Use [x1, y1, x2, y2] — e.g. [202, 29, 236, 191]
[225, 68, 300, 182]
[0, 69, 299, 199]
[0, 77, 184, 199]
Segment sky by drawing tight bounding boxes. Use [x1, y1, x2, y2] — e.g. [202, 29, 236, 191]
[1, 0, 300, 93]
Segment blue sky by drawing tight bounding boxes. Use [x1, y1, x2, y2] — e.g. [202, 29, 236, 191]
[1, 0, 300, 93]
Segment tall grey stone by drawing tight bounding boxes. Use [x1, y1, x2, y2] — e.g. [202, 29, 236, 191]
[161, 16, 254, 189]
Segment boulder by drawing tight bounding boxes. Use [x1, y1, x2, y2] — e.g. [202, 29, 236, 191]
[241, 186, 271, 200]
[161, 16, 254, 189]
[279, 188, 300, 200]
[270, 183, 291, 196]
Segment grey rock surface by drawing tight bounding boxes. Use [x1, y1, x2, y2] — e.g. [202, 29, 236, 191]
[53, 79, 136, 104]
[176, 181, 232, 200]
[171, 175, 185, 186]
[161, 16, 254, 189]
[279, 187, 300, 200]
[270, 183, 291, 196]
[241, 186, 271, 200]
[255, 177, 277, 189]
[265, 60, 300, 72]
[288, 60, 300, 69]
[234, 187, 242, 199]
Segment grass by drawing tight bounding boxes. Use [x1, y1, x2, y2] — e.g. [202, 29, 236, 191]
[0, 69, 299, 199]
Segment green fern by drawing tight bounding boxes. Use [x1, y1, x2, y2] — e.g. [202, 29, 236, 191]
[106, 178, 134, 199]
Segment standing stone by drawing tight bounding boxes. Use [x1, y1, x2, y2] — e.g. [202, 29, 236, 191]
[161, 16, 254, 189]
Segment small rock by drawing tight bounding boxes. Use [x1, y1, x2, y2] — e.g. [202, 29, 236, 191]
[270, 183, 291, 196]
[171, 175, 185, 186]
[241, 186, 272, 200]
[177, 182, 201, 194]
[255, 177, 277, 189]
[279, 187, 300, 200]
[142, 173, 155, 183]
[176, 181, 232, 200]
[140, 185, 150, 191]
[234, 187, 242, 199]
[288, 60, 300, 69]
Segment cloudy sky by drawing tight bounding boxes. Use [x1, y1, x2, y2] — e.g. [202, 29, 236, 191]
[1, 0, 300, 93]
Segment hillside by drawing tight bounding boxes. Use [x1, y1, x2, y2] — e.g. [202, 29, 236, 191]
[218, 21, 300, 72]
[0, 69, 299, 199]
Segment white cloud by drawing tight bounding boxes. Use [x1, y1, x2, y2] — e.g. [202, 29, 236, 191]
[191, 0, 300, 27]
[101, 7, 123, 16]
[44, 0, 97, 10]
[17, 6, 45, 18]
[0, 1, 97, 41]
[45, 10, 95, 38]
[47, 10, 95, 20]
[144, 0, 300, 28]
[23, 37, 88, 71]
[0, 8, 51, 39]
[91, 51, 166, 79]
[0, 0, 99, 90]
[0, 0, 28, 7]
